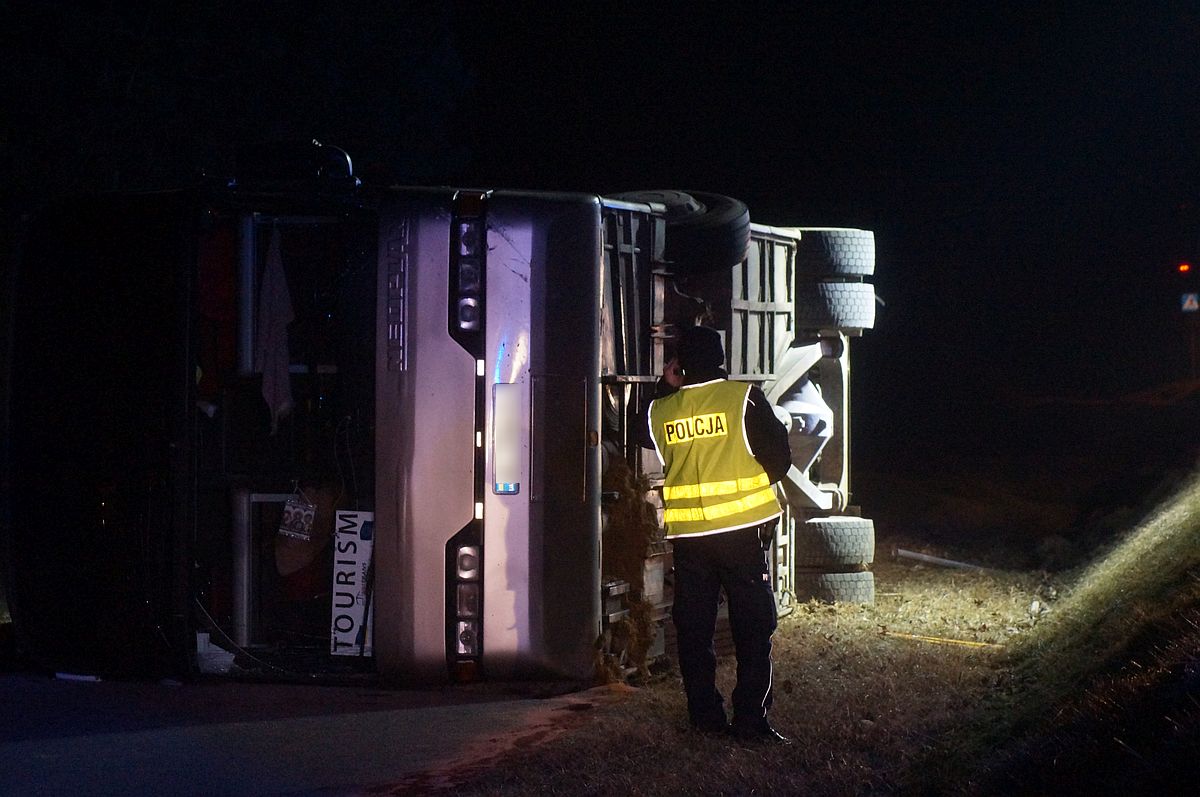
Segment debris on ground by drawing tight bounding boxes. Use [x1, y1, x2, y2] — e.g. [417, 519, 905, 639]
[595, 452, 663, 682]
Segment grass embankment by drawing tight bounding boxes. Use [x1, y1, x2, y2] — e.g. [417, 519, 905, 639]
[948, 471, 1200, 794]
[413, 470, 1200, 795]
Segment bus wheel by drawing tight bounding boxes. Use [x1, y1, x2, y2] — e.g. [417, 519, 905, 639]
[795, 516, 875, 568]
[795, 281, 877, 333]
[796, 228, 876, 278]
[611, 190, 751, 274]
[794, 571, 876, 605]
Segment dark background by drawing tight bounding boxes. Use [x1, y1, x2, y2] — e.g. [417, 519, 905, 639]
[5, 1, 1200, 556]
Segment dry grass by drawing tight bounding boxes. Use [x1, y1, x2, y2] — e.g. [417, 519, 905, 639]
[428, 472, 1200, 795]
[431, 559, 1053, 796]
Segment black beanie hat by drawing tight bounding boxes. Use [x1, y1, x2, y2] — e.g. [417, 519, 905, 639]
[677, 326, 725, 371]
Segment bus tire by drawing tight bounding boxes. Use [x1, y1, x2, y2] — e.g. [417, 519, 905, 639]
[612, 190, 751, 274]
[796, 281, 876, 332]
[796, 229, 875, 277]
[796, 516, 875, 568]
[794, 571, 875, 605]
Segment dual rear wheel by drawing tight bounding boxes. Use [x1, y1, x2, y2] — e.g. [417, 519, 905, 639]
[793, 516, 876, 604]
[794, 228, 877, 334]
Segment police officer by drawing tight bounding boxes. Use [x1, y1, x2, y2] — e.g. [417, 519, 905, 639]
[646, 325, 791, 743]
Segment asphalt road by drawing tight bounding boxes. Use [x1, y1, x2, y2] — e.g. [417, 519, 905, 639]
[0, 670, 613, 796]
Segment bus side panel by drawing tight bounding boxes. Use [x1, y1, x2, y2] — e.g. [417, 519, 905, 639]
[482, 193, 602, 680]
[479, 200, 534, 674]
[374, 194, 475, 682]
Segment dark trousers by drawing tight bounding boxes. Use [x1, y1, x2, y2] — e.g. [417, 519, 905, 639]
[670, 522, 778, 730]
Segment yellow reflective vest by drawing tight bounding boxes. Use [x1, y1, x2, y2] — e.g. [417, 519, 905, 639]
[649, 379, 782, 538]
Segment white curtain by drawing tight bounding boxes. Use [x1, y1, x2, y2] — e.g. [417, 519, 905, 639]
[254, 227, 294, 434]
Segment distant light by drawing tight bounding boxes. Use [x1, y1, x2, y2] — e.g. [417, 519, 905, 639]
[1180, 263, 1192, 274]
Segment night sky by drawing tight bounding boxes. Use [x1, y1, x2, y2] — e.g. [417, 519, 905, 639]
[6, 2, 1200, 464]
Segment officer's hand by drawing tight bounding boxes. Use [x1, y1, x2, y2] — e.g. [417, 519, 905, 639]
[663, 358, 684, 389]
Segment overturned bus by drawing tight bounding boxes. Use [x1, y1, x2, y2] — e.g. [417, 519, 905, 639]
[1, 146, 878, 683]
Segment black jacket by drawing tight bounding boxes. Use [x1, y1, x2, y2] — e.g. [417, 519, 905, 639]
[640, 367, 792, 484]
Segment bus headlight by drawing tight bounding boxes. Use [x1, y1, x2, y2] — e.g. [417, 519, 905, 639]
[458, 220, 481, 257]
[456, 545, 480, 580]
[456, 582, 481, 618]
[447, 534, 483, 674]
[457, 297, 480, 331]
[458, 259, 481, 293]
[456, 620, 480, 656]
[450, 200, 486, 342]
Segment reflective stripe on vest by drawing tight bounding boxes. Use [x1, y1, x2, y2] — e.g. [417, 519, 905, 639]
[662, 486, 779, 523]
[649, 379, 782, 537]
[662, 472, 770, 500]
